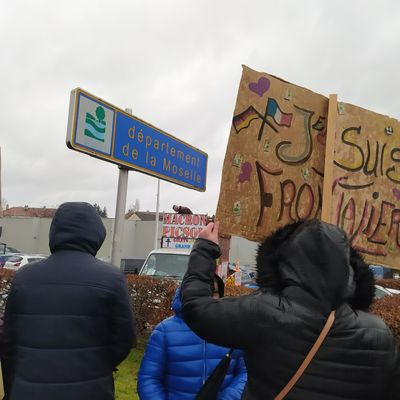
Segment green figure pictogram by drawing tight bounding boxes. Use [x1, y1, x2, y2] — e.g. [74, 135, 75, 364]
[85, 106, 106, 142]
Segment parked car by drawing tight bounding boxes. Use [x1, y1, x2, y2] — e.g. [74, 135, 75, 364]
[374, 284, 397, 299]
[4, 246, 20, 253]
[227, 263, 254, 286]
[0, 242, 21, 254]
[139, 248, 191, 280]
[385, 287, 400, 295]
[4, 254, 46, 270]
[0, 253, 22, 268]
[369, 264, 394, 279]
[140, 250, 255, 287]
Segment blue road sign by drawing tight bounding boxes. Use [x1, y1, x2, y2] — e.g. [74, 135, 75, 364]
[66, 88, 208, 191]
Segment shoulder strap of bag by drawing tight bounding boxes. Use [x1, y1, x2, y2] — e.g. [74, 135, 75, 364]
[274, 310, 336, 400]
[195, 348, 234, 400]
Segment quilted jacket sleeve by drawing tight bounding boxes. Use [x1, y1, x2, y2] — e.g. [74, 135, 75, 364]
[180, 238, 262, 350]
[110, 273, 137, 367]
[137, 322, 167, 400]
[219, 351, 247, 400]
[3, 284, 17, 395]
[387, 342, 400, 399]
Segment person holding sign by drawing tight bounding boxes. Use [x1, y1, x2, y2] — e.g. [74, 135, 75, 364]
[180, 220, 400, 399]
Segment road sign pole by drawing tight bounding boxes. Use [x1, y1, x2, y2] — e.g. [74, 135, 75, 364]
[154, 179, 160, 249]
[111, 166, 129, 268]
[111, 107, 132, 268]
[0, 147, 2, 213]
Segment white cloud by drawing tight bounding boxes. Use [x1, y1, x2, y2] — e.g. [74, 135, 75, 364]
[1, 0, 400, 217]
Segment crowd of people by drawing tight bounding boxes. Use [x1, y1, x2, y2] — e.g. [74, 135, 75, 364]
[0, 202, 399, 399]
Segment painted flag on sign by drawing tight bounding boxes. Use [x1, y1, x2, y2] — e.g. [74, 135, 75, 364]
[232, 106, 262, 133]
[266, 98, 293, 127]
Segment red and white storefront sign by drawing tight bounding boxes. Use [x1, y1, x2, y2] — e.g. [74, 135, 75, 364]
[161, 213, 208, 248]
[162, 213, 208, 239]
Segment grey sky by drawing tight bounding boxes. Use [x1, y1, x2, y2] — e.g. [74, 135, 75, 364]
[1, 0, 399, 216]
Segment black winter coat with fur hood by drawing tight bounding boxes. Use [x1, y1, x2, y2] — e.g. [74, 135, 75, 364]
[181, 220, 400, 400]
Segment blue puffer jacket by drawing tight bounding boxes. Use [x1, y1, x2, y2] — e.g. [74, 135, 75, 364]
[137, 288, 247, 399]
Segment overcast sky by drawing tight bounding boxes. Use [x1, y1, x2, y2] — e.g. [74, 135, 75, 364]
[1, 0, 400, 217]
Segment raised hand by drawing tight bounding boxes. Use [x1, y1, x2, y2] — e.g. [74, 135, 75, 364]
[198, 221, 220, 245]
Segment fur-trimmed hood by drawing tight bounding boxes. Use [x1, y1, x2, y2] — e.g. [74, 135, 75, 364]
[256, 219, 375, 311]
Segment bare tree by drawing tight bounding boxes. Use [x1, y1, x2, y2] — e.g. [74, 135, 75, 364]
[93, 203, 108, 218]
[128, 199, 140, 213]
[1, 197, 8, 212]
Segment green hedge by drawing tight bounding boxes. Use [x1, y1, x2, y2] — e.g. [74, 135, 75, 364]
[0, 270, 399, 342]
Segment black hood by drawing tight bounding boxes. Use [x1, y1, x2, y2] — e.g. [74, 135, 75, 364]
[256, 220, 355, 311]
[49, 202, 106, 256]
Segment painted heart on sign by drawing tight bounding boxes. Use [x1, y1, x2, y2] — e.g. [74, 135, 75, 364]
[393, 188, 400, 200]
[248, 77, 270, 97]
[238, 162, 252, 183]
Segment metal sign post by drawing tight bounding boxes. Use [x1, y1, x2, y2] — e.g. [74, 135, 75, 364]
[111, 167, 129, 268]
[154, 179, 160, 250]
[111, 108, 132, 268]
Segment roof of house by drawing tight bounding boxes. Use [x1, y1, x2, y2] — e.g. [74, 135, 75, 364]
[1, 207, 57, 218]
[125, 211, 163, 221]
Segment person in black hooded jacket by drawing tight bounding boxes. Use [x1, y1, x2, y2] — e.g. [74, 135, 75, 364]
[3, 202, 136, 400]
[180, 219, 400, 400]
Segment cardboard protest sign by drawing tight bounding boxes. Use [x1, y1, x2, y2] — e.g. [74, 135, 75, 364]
[216, 65, 328, 242]
[328, 102, 400, 268]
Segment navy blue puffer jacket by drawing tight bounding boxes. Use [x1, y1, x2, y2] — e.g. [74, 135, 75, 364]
[3, 202, 136, 400]
[137, 288, 247, 399]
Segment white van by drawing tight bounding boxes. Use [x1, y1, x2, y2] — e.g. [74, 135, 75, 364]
[139, 248, 191, 280]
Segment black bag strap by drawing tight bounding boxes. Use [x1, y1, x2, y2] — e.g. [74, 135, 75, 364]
[195, 348, 234, 400]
